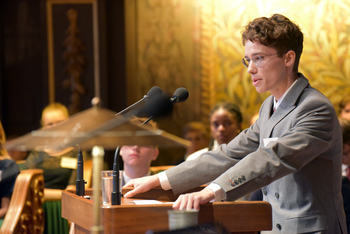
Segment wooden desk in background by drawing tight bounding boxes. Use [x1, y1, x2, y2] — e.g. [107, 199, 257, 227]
[62, 188, 272, 234]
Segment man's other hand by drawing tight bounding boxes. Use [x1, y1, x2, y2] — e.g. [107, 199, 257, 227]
[123, 174, 160, 198]
[172, 188, 215, 210]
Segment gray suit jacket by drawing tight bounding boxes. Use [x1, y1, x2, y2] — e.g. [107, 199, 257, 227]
[166, 74, 347, 234]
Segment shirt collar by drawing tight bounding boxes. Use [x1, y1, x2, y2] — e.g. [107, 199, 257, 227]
[273, 78, 298, 111]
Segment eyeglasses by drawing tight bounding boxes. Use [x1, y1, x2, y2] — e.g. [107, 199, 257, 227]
[242, 54, 280, 68]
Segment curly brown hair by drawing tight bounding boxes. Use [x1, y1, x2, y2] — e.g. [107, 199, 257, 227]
[242, 14, 303, 73]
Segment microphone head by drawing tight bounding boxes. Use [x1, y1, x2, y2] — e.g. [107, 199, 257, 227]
[137, 94, 173, 118]
[170, 87, 189, 103]
[146, 86, 163, 98]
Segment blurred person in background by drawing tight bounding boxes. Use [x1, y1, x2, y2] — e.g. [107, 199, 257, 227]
[186, 102, 242, 161]
[120, 117, 160, 186]
[180, 121, 210, 163]
[339, 96, 350, 120]
[0, 121, 20, 227]
[25, 103, 82, 199]
[339, 117, 350, 233]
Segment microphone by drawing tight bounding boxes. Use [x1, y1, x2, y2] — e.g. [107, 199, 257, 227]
[138, 88, 189, 124]
[115, 86, 163, 116]
[111, 146, 121, 205]
[170, 87, 189, 103]
[76, 148, 85, 196]
[137, 93, 173, 119]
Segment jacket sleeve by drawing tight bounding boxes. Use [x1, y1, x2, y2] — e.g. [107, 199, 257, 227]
[165, 119, 261, 195]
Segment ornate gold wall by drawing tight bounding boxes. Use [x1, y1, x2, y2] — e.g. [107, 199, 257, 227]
[201, 0, 350, 127]
[125, 0, 350, 163]
[125, 0, 202, 164]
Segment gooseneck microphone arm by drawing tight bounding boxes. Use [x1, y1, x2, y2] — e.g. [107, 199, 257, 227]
[141, 116, 153, 125]
[115, 97, 146, 116]
[115, 86, 163, 116]
[111, 146, 121, 205]
[76, 148, 85, 196]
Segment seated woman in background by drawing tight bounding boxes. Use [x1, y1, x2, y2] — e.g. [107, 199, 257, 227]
[0, 121, 20, 227]
[186, 102, 242, 161]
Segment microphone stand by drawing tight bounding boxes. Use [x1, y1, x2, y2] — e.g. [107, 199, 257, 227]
[142, 116, 153, 125]
[91, 146, 104, 234]
[111, 146, 121, 205]
[115, 97, 146, 116]
[76, 148, 85, 196]
[115, 86, 163, 116]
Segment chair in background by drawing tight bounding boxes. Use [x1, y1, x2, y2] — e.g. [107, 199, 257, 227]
[0, 169, 45, 234]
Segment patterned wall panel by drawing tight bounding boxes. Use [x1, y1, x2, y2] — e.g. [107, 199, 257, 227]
[204, 0, 350, 127]
[126, 0, 350, 164]
[125, 0, 202, 164]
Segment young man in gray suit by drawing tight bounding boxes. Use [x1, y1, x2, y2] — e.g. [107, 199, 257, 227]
[124, 14, 347, 233]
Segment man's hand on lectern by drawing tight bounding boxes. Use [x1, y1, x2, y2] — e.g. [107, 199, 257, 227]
[123, 174, 160, 198]
[172, 188, 215, 210]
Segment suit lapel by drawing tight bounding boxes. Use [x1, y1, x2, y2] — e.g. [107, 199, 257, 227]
[261, 74, 309, 139]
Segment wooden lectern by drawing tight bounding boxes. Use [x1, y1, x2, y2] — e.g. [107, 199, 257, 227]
[62, 188, 272, 234]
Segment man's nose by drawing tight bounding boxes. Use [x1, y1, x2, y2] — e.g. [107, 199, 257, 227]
[247, 61, 257, 74]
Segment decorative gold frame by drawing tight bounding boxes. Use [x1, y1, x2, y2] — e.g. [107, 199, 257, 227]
[46, 0, 100, 103]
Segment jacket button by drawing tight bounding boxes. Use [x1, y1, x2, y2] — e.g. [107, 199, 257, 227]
[275, 193, 279, 199]
[241, 175, 246, 181]
[234, 180, 239, 185]
[238, 178, 242, 183]
[262, 188, 267, 195]
[276, 223, 281, 230]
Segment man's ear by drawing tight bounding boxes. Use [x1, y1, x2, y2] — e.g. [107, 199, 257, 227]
[285, 50, 296, 67]
[152, 148, 159, 161]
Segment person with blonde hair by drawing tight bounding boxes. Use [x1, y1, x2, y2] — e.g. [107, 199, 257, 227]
[0, 122, 9, 157]
[0, 121, 20, 226]
[25, 103, 90, 233]
[25, 103, 78, 199]
[40, 102, 69, 127]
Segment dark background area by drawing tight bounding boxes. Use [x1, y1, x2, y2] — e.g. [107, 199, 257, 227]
[0, 0, 128, 167]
